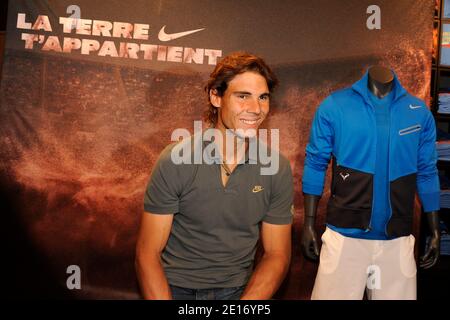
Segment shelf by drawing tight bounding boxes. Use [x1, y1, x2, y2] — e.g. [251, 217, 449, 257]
[438, 159, 450, 168]
[435, 113, 450, 121]
[437, 66, 450, 72]
[436, 65, 450, 71]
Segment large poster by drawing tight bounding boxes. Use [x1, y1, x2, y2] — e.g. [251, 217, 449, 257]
[1, 0, 433, 299]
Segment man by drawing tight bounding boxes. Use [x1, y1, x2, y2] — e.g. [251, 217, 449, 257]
[301, 66, 441, 300]
[135, 52, 293, 300]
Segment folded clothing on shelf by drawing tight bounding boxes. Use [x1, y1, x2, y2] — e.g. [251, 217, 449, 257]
[426, 221, 450, 256]
[437, 140, 450, 161]
[441, 190, 450, 209]
[438, 93, 450, 114]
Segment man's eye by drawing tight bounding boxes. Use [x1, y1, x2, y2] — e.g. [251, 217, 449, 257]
[238, 95, 248, 99]
[260, 95, 269, 101]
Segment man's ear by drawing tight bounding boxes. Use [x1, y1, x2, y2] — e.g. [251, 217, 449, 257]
[209, 89, 221, 108]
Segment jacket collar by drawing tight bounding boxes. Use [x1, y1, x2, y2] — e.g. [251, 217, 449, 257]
[351, 68, 407, 105]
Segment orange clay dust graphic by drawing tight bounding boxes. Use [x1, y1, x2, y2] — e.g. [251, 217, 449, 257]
[0, 39, 430, 297]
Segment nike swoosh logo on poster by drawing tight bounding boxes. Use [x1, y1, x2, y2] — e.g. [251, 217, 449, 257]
[158, 25, 205, 42]
[409, 104, 422, 109]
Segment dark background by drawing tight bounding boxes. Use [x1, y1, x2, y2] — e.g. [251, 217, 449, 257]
[1, 0, 447, 299]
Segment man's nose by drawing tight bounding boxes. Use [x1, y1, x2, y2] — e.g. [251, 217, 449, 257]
[247, 98, 262, 114]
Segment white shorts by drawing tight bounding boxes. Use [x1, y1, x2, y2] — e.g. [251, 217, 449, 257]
[311, 227, 417, 300]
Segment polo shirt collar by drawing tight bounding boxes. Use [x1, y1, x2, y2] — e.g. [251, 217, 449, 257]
[202, 136, 257, 164]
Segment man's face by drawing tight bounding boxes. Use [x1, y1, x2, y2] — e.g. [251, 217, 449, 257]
[211, 71, 270, 138]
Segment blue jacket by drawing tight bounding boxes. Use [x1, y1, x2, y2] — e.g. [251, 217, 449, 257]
[302, 71, 440, 237]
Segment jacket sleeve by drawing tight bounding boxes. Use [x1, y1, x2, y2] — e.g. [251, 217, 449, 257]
[302, 95, 335, 196]
[417, 110, 440, 212]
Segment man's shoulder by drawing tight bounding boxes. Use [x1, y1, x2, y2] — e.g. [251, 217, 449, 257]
[158, 135, 199, 164]
[258, 144, 292, 177]
[154, 137, 201, 179]
[272, 149, 290, 167]
[277, 152, 292, 176]
[158, 141, 181, 161]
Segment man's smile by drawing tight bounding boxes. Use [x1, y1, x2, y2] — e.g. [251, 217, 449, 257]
[240, 119, 259, 125]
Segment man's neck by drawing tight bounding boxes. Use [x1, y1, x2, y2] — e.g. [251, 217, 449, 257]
[215, 125, 249, 167]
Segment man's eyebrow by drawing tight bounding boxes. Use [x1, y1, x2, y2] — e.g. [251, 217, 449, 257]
[232, 91, 252, 95]
[232, 91, 270, 96]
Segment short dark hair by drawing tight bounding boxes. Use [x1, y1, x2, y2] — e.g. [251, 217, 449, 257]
[204, 52, 278, 126]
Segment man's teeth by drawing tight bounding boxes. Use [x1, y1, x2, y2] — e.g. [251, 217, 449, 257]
[241, 119, 258, 124]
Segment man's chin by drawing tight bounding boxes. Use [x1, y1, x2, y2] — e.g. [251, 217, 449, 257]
[233, 127, 258, 139]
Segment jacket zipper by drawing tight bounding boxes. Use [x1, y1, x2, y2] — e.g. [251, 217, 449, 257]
[384, 93, 406, 237]
[383, 94, 407, 237]
[385, 99, 393, 238]
[364, 92, 406, 234]
[365, 100, 376, 232]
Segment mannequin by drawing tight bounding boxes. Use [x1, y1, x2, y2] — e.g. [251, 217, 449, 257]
[367, 65, 393, 98]
[301, 66, 441, 270]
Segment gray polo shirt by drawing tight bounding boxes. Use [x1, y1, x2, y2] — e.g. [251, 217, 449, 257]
[143, 135, 293, 289]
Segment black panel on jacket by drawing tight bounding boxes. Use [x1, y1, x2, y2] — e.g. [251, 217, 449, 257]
[387, 173, 417, 237]
[326, 159, 373, 230]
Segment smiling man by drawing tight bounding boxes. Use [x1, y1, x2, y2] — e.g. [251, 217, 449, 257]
[135, 52, 294, 300]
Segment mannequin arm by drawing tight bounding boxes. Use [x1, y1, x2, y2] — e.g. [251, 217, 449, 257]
[300, 193, 321, 261]
[420, 211, 440, 269]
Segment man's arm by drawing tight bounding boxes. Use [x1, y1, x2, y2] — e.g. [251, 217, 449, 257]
[301, 193, 321, 261]
[135, 211, 173, 300]
[240, 222, 291, 300]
